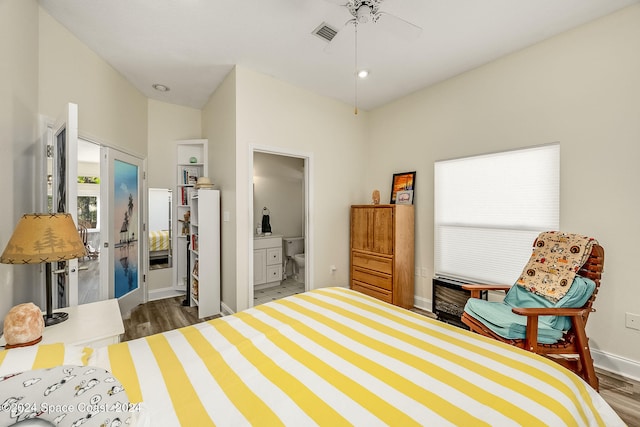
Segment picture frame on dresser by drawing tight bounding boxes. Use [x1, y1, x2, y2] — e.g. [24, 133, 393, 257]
[395, 190, 414, 205]
[390, 171, 416, 204]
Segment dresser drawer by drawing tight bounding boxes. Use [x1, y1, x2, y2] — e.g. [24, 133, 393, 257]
[266, 264, 282, 282]
[352, 252, 393, 274]
[352, 281, 392, 304]
[352, 267, 392, 291]
[266, 247, 282, 265]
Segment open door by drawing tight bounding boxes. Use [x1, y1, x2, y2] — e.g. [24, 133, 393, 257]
[49, 103, 80, 307]
[101, 147, 145, 315]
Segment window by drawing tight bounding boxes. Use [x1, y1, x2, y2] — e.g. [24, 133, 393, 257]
[77, 195, 98, 229]
[434, 143, 559, 285]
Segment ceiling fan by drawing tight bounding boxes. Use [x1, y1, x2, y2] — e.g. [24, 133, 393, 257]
[321, 0, 423, 114]
[325, 0, 422, 42]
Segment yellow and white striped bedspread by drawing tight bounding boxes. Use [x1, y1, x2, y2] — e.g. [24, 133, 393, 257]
[149, 230, 170, 252]
[92, 287, 623, 426]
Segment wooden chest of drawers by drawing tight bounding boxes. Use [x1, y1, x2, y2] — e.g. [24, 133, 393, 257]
[350, 205, 414, 308]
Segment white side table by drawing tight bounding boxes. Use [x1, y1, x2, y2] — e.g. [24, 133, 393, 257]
[1, 299, 124, 348]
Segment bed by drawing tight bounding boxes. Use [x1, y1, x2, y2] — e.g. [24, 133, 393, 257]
[148, 229, 171, 262]
[1, 287, 624, 426]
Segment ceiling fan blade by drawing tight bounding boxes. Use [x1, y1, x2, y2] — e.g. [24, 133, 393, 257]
[376, 11, 422, 40]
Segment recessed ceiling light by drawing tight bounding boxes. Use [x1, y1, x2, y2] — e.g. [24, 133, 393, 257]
[152, 83, 170, 92]
[357, 70, 369, 79]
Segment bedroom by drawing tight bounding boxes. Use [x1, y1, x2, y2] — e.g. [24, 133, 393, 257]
[1, 0, 639, 424]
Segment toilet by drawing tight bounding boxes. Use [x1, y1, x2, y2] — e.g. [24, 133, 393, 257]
[284, 237, 305, 283]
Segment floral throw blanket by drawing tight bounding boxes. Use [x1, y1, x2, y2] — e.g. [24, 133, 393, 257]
[516, 231, 598, 303]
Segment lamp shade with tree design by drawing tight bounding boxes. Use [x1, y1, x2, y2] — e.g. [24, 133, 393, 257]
[1, 213, 87, 326]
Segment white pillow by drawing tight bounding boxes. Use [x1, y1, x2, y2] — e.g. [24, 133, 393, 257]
[0, 344, 93, 376]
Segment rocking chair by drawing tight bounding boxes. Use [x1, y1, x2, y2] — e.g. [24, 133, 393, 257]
[78, 224, 99, 259]
[461, 232, 604, 390]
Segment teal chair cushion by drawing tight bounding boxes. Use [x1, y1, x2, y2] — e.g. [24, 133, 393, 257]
[463, 276, 595, 344]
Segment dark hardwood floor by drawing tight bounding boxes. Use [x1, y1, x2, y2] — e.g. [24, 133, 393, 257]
[123, 298, 639, 426]
[122, 296, 220, 341]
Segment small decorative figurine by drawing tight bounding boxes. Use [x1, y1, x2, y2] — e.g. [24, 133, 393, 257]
[189, 156, 198, 163]
[182, 211, 191, 235]
[372, 190, 381, 205]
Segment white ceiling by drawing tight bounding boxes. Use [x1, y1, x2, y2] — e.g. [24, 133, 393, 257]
[38, 0, 638, 111]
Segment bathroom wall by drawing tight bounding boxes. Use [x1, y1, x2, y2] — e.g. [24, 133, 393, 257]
[253, 152, 304, 239]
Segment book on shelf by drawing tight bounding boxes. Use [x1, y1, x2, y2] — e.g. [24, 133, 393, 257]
[191, 234, 198, 252]
[180, 187, 196, 206]
[180, 166, 201, 185]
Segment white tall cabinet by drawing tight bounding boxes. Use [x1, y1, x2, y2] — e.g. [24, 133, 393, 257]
[174, 139, 207, 291]
[189, 189, 221, 318]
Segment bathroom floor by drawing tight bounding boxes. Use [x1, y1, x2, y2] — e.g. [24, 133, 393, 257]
[254, 277, 305, 306]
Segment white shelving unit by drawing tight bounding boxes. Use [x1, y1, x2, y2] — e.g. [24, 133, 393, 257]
[174, 139, 208, 291]
[189, 189, 221, 318]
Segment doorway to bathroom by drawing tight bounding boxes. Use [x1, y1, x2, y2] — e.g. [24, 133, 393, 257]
[250, 147, 312, 307]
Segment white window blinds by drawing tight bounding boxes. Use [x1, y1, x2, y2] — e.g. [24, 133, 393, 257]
[434, 143, 559, 285]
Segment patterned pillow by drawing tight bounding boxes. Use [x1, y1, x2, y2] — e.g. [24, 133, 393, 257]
[0, 365, 138, 426]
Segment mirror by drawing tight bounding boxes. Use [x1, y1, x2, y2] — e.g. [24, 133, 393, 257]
[148, 188, 172, 269]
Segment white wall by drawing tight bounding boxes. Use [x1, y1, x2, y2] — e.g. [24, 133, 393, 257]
[147, 100, 201, 292]
[367, 4, 640, 377]
[38, 7, 147, 156]
[232, 66, 368, 312]
[147, 99, 202, 190]
[0, 0, 40, 329]
[253, 152, 304, 239]
[202, 69, 237, 310]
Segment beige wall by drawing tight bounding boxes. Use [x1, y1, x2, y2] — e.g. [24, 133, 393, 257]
[38, 7, 147, 155]
[202, 69, 237, 310]
[232, 66, 368, 312]
[147, 100, 202, 190]
[147, 99, 201, 292]
[367, 4, 640, 375]
[0, 0, 40, 329]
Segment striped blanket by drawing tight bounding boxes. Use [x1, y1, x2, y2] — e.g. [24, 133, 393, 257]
[92, 287, 622, 426]
[149, 230, 170, 252]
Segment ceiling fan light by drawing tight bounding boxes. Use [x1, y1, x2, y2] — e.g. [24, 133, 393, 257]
[356, 4, 371, 23]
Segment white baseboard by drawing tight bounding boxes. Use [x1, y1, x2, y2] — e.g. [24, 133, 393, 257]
[413, 295, 433, 313]
[592, 348, 640, 383]
[220, 301, 234, 316]
[148, 287, 185, 302]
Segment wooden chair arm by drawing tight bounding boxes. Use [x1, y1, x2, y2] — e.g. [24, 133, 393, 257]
[462, 284, 511, 299]
[511, 307, 589, 317]
[511, 306, 590, 353]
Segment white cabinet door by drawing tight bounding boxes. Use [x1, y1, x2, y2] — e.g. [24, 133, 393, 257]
[266, 247, 282, 266]
[254, 249, 267, 285]
[266, 265, 282, 282]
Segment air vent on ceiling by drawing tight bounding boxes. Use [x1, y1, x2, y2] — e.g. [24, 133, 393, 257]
[312, 22, 338, 42]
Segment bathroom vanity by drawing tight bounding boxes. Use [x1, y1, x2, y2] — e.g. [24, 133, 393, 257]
[254, 235, 283, 288]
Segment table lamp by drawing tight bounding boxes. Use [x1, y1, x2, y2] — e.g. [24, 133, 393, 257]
[1, 213, 87, 326]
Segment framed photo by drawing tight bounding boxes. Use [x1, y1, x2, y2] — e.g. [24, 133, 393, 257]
[390, 171, 416, 204]
[396, 190, 414, 205]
